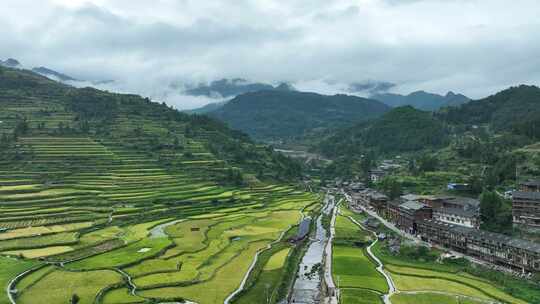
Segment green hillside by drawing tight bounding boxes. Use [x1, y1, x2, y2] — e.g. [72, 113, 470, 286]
[0, 66, 318, 304]
[440, 85, 540, 138]
[209, 90, 391, 141]
[0, 66, 300, 183]
[317, 106, 448, 157]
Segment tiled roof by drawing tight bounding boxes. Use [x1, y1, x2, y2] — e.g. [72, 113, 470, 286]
[400, 201, 427, 211]
[434, 207, 478, 218]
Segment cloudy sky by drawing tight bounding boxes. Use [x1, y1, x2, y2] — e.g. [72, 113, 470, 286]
[2, 0, 540, 109]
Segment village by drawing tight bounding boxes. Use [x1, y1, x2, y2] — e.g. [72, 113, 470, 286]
[333, 176, 540, 276]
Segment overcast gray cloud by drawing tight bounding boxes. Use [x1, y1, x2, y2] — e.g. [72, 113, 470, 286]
[1, 0, 540, 109]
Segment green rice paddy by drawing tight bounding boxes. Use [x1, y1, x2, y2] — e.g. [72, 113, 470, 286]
[0, 130, 320, 303]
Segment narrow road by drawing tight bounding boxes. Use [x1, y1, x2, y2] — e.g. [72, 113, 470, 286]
[345, 215, 397, 304]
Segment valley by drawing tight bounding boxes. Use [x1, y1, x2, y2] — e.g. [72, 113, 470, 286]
[1, 60, 540, 304]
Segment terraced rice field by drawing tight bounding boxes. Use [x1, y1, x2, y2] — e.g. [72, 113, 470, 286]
[0, 134, 320, 304]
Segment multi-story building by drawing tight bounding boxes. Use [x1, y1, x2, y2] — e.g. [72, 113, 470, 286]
[513, 180, 540, 231]
[397, 201, 432, 234]
[520, 180, 540, 192]
[513, 191, 540, 231]
[418, 219, 540, 272]
[404, 194, 480, 229]
[433, 207, 479, 229]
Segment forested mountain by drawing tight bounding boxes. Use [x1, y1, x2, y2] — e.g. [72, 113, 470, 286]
[209, 90, 391, 141]
[316, 85, 540, 159]
[439, 85, 540, 139]
[371, 90, 470, 111]
[0, 65, 301, 183]
[316, 106, 448, 157]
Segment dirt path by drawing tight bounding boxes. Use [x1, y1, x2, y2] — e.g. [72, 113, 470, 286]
[345, 215, 396, 304]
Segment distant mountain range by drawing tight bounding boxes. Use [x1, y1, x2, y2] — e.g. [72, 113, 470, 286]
[0, 57, 113, 86]
[209, 90, 391, 141]
[371, 90, 470, 111]
[184, 78, 295, 98]
[0, 58, 22, 68]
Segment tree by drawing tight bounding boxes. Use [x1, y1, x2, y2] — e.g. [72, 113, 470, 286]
[14, 118, 29, 137]
[480, 190, 512, 234]
[360, 152, 374, 174]
[417, 154, 438, 172]
[467, 174, 483, 195]
[71, 294, 80, 304]
[408, 158, 418, 176]
[379, 176, 402, 200]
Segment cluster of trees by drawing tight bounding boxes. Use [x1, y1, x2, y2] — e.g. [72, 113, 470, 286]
[378, 176, 402, 200]
[408, 154, 439, 175]
[479, 190, 512, 234]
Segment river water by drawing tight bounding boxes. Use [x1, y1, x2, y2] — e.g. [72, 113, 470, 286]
[289, 195, 335, 304]
[149, 219, 185, 238]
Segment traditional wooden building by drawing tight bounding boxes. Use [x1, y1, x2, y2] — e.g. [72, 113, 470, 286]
[370, 192, 389, 215]
[386, 200, 401, 223]
[418, 219, 540, 272]
[520, 180, 540, 192]
[513, 190, 540, 231]
[420, 195, 480, 229]
[397, 201, 432, 234]
[433, 207, 479, 229]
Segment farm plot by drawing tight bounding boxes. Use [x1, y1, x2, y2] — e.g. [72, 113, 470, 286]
[385, 264, 527, 304]
[232, 245, 292, 304]
[16, 269, 123, 304]
[331, 211, 387, 304]
[390, 293, 488, 304]
[0, 257, 39, 304]
[340, 289, 383, 304]
[370, 231, 530, 304]
[4, 187, 318, 304]
[333, 245, 388, 293]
